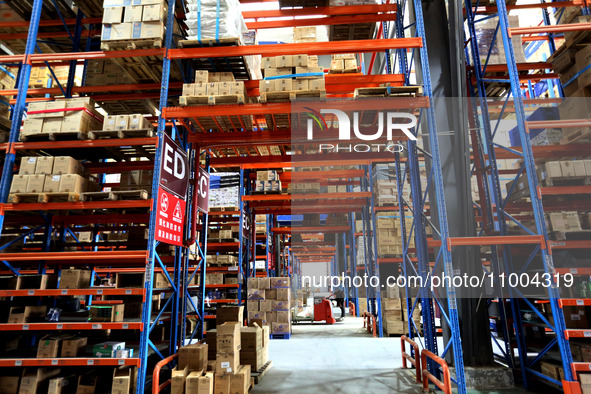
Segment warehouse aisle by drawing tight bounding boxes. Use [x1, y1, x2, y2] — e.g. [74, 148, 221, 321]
[253, 316, 418, 393]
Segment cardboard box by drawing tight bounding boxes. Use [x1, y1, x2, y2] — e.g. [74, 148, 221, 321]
[344, 59, 357, 69]
[198, 372, 214, 394]
[185, 371, 202, 394]
[293, 54, 308, 67]
[540, 361, 561, 381]
[230, 365, 251, 394]
[275, 79, 293, 92]
[10, 174, 29, 193]
[259, 80, 275, 93]
[101, 23, 133, 41]
[128, 114, 151, 130]
[247, 300, 259, 312]
[76, 371, 98, 394]
[580, 374, 591, 394]
[208, 72, 235, 82]
[59, 174, 86, 193]
[20, 368, 61, 394]
[276, 311, 289, 323]
[271, 322, 290, 334]
[265, 311, 276, 323]
[214, 373, 231, 394]
[240, 349, 264, 371]
[241, 324, 263, 351]
[309, 78, 325, 91]
[331, 59, 344, 70]
[61, 337, 87, 357]
[43, 117, 62, 133]
[43, 174, 61, 193]
[53, 156, 82, 175]
[22, 118, 44, 136]
[216, 352, 239, 375]
[19, 157, 37, 174]
[16, 274, 56, 290]
[270, 277, 290, 288]
[293, 79, 309, 91]
[171, 366, 188, 394]
[258, 278, 270, 289]
[247, 289, 265, 300]
[560, 161, 575, 177]
[143, 4, 166, 21]
[216, 306, 244, 325]
[37, 334, 66, 358]
[195, 70, 209, 83]
[275, 288, 289, 301]
[259, 300, 273, 312]
[247, 277, 258, 289]
[123, 5, 143, 22]
[136, 21, 165, 39]
[264, 68, 292, 79]
[60, 269, 91, 289]
[217, 321, 241, 338]
[26, 174, 45, 193]
[179, 343, 208, 372]
[27, 101, 47, 118]
[276, 55, 293, 68]
[182, 83, 195, 97]
[8, 305, 47, 323]
[103, 6, 124, 23]
[265, 289, 276, 300]
[89, 304, 125, 323]
[207, 82, 219, 95]
[0, 376, 20, 394]
[112, 367, 134, 394]
[261, 56, 276, 69]
[272, 300, 289, 311]
[217, 332, 241, 354]
[115, 114, 129, 130]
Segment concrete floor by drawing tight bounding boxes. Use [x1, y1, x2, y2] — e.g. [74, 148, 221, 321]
[253, 316, 530, 394]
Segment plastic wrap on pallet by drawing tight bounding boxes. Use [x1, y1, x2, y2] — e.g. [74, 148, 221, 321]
[185, 0, 247, 41]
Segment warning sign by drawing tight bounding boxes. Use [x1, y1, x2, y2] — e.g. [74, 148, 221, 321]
[155, 134, 189, 246]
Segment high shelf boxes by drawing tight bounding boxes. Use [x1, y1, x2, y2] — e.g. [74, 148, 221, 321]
[246, 277, 292, 336]
[101, 0, 169, 43]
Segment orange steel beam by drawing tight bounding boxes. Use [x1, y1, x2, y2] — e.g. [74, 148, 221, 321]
[0, 30, 100, 40]
[472, 0, 581, 13]
[1, 82, 183, 97]
[243, 192, 371, 201]
[448, 235, 544, 248]
[243, 4, 397, 18]
[468, 62, 552, 72]
[509, 23, 591, 37]
[0, 17, 103, 28]
[0, 250, 148, 261]
[0, 358, 140, 367]
[541, 186, 591, 195]
[168, 38, 422, 60]
[247, 13, 397, 29]
[1, 200, 152, 212]
[0, 289, 145, 297]
[550, 240, 591, 249]
[0, 322, 143, 331]
[10, 137, 157, 151]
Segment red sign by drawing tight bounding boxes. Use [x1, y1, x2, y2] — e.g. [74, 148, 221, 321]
[197, 167, 210, 213]
[155, 134, 189, 246]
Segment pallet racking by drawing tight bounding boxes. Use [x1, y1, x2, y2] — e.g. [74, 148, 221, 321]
[465, 0, 591, 391]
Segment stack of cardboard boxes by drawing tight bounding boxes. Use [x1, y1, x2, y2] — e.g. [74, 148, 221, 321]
[381, 286, 421, 336]
[86, 60, 126, 86]
[258, 55, 325, 95]
[22, 98, 103, 139]
[101, 0, 168, 44]
[293, 26, 317, 43]
[254, 170, 282, 193]
[240, 323, 270, 372]
[329, 53, 358, 73]
[28, 66, 73, 89]
[10, 156, 91, 196]
[181, 71, 247, 105]
[102, 113, 154, 133]
[116, 169, 154, 193]
[246, 277, 292, 336]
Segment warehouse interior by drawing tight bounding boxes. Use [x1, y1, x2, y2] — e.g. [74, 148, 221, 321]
[0, 0, 590, 393]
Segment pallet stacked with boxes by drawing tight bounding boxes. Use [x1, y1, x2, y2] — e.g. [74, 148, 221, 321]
[97, 113, 155, 139]
[181, 70, 247, 106]
[381, 286, 421, 336]
[21, 98, 103, 142]
[329, 53, 358, 73]
[259, 54, 325, 103]
[246, 277, 292, 339]
[254, 170, 283, 194]
[101, 0, 169, 49]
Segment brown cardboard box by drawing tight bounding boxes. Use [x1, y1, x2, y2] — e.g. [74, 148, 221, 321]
[275, 288, 289, 301]
[61, 337, 87, 357]
[275, 79, 293, 92]
[138, 21, 165, 39]
[293, 80, 309, 91]
[60, 269, 91, 289]
[240, 350, 264, 371]
[216, 306, 244, 325]
[259, 300, 272, 312]
[247, 300, 259, 311]
[276, 311, 289, 323]
[20, 368, 61, 394]
[195, 70, 209, 83]
[309, 78, 325, 91]
[216, 352, 239, 375]
[247, 289, 265, 300]
[19, 157, 37, 174]
[258, 278, 270, 289]
[272, 301, 289, 311]
[59, 174, 86, 193]
[194, 82, 207, 95]
[10, 175, 29, 193]
[276, 55, 293, 68]
[261, 56, 276, 68]
[540, 361, 561, 381]
[22, 118, 44, 136]
[293, 54, 308, 67]
[115, 115, 129, 130]
[43, 117, 62, 133]
[171, 366, 188, 394]
[563, 306, 589, 329]
[112, 367, 134, 394]
[264, 68, 291, 79]
[143, 4, 166, 21]
[129, 114, 151, 130]
[344, 59, 357, 70]
[214, 373, 231, 394]
[265, 289, 276, 300]
[185, 371, 202, 393]
[26, 174, 45, 193]
[207, 83, 219, 95]
[209, 72, 235, 82]
[265, 311, 276, 323]
[182, 83, 195, 96]
[247, 278, 258, 289]
[76, 371, 98, 394]
[382, 298, 402, 311]
[103, 6, 124, 23]
[270, 277, 290, 288]
[331, 59, 344, 70]
[179, 343, 208, 372]
[27, 101, 47, 118]
[230, 365, 251, 394]
[581, 374, 591, 394]
[0, 376, 20, 394]
[248, 311, 265, 323]
[197, 372, 214, 394]
[8, 305, 47, 323]
[271, 322, 290, 334]
[217, 333, 241, 354]
[104, 115, 117, 131]
[37, 334, 67, 358]
[43, 175, 62, 192]
[124, 5, 143, 22]
[240, 324, 263, 351]
[89, 304, 124, 322]
[582, 346, 591, 362]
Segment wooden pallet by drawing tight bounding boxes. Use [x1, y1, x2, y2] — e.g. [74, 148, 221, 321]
[329, 22, 377, 41]
[180, 94, 245, 106]
[259, 89, 326, 103]
[541, 175, 591, 187]
[100, 39, 163, 51]
[551, 229, 591, 241]
[278, 0, 327, 7]
[8, 192, 80, 203]
[560, 128, 591, 145]
[209, 238, 240, 243]
[20, 131, 88, 142]
[81, 191, 117, 202]
[113, 190, 150, 200]
[251, 361, 273, 384]
[209, 206, 240, 212]
[89, 128, 155, 140]
[179, 37, 241, 48]
[328, 68, 358, 74]
[565, 28, 591, 48]
[354, 85, 423, 98]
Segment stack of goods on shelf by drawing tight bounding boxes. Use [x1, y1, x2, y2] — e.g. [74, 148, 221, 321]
[255, 215, 267, 235]
[254, 170, 282, 194]
[170, 341, 208, 393]
[9, 156, 94, 203]
[208, 225, 239, 242]
[22, 98, 103, 141]
[258, 54, 325, 102]
[329, 53, 358, 73]
[101, 0, 169, 48]
[181, 70, 247, 106]
[185, 0, 247, 42]
[465, 16, 526, 65]
[99, 113, 154, 139]
[28, 65, 75, 89]
[86, 60, 126, 86]
[381, 285, 421, 336]
[115, 169, 154, 196]
[246, 277, 292, 338]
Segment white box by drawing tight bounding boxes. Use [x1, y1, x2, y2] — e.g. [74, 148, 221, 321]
[124, 5, 143, 23]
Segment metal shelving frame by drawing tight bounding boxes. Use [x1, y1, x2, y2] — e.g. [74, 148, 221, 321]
[464, 0, 591, 391]
[0, 0, 192, 392]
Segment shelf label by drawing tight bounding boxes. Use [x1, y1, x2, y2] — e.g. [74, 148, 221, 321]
[122, 324, 129, 329]
[126, 289, 132, 295]
[27, 290, 34, 295]
[57, 324, 63, 329]
[92, 324, 102, 330]
[571, 269, 578, 274]
[61, 289, 68, 295]
[577, 300, 585, 306]
[584, 331, 591, 337]
[228, 266, 238, 271]
[87, 360, 94, 365]
[97, 289, 103, 295]
[23, 325, 29, 330]
[15, 360, 22, 366]
[118, 359, 125, 365]
[51, 359, 58, 365]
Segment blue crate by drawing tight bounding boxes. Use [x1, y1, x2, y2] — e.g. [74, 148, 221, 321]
[271, 333, 291, 340]
[508, 107, 559, 147]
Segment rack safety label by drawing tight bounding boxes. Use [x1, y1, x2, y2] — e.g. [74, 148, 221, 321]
[155, 134, 189, 247]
